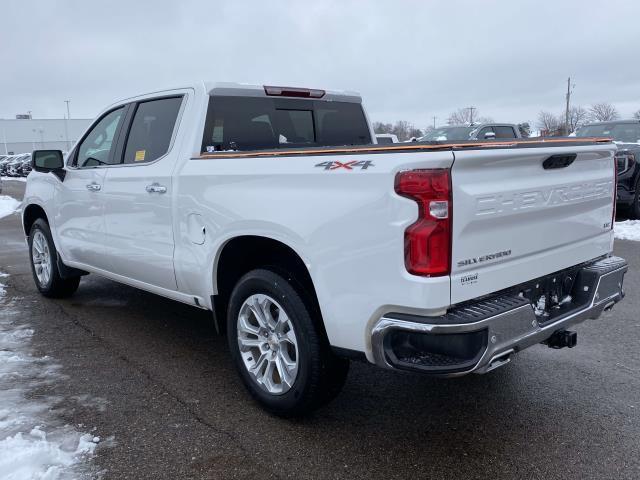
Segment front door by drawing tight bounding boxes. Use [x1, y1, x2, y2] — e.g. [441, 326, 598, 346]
[54, 106, 126, 269]
[101, 96, 184, 291]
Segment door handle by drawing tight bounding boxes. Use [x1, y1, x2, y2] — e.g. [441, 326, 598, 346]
[146, 183, 167, 194]
[86, 183, 101, 191]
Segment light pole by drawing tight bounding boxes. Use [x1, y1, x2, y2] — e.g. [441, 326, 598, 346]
[64, 100, 71, 150]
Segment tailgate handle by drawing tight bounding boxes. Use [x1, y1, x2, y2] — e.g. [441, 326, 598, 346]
[543, 154, 576, 170]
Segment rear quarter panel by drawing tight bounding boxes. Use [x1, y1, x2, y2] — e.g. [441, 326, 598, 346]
[174, 151, 454, 354]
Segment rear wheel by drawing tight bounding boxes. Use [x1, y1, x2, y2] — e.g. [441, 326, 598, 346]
[227, 269, 349, 416]
[28, 218, 80, 298]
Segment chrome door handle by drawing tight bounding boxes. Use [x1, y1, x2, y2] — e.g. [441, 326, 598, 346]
[86, 183, 101, 191]
[146, 183, 167, 194]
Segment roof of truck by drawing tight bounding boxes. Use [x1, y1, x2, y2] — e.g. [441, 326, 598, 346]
[203, 82, 363, 103]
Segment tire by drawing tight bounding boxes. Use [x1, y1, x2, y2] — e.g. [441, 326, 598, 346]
[28, 218, 81, 298]
[227, 269, 349, 417]
[630, 177, 640, 219]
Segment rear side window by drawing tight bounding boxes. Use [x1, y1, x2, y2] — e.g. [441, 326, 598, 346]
[123, 97, 183, 164]
[202, 96, 371, 152]
[493, 126, 517, 138]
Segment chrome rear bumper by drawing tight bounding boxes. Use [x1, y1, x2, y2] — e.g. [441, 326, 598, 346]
[371, 256, 627, 376]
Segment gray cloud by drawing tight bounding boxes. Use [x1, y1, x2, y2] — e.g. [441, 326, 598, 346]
[1, 0, 639, 129]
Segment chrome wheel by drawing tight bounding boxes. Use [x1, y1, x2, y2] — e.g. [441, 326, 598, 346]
[31, 230, 52, 286]
[237, 293, 299, 395]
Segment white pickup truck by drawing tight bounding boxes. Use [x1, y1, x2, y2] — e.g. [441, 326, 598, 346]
[23, 82, 627, 416]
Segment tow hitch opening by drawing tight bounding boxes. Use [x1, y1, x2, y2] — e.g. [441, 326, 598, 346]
[544, 330, 577, 349]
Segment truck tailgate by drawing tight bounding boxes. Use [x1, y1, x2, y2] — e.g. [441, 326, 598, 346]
[450, 143, 615, 304]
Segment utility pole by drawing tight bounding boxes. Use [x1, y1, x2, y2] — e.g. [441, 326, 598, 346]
[65, 100, 71, 119]
[565, 77, 571, 135]
[432, 116, 437, 128]
[468, 106, 476, 125]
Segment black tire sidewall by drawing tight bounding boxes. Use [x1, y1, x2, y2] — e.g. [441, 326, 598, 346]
[28, 219, 56, 292]
[632, 176, 640, 219]
[226, 269, 321, 414]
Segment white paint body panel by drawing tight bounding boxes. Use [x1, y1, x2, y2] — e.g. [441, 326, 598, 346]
[22, 82, 618, 362]
[450, 145, 615, 304]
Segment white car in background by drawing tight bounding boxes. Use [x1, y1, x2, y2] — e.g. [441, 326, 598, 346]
[375, 133, 399, 144]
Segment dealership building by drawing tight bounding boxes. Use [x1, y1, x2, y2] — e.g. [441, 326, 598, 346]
[1, 117, 91, 155]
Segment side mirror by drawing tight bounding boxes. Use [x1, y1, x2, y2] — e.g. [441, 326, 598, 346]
[32, 150, 65, 180]
[483, 131, 496, 140]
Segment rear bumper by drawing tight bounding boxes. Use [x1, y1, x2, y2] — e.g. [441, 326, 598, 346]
[371, 256, 627, 376]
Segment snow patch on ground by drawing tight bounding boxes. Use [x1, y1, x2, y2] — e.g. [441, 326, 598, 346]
[0, 272, 100, 479]
[1, 177, 27, 182]
[614, 220, 640, 242]
[0, 195, 20, 220]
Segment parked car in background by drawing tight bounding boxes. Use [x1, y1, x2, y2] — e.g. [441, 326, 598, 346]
[20, 154, 32, 176]
[7, 155, 27, 176]
[576, 120, 640, 218]
[0, 155, 13, 176]
[23, 81, 626, 416]
[375, 134, 399, 144]
[418, 123, 522, 141]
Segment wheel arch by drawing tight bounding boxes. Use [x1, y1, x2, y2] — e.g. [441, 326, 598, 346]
[212, 235, 326, 339]
[22, 203, 49, 236]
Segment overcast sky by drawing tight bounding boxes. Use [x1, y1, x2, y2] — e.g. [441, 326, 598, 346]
[1, 0, 639, 130]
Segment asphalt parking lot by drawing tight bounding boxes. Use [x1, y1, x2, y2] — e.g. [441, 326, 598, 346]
[1, 179, 639, 480]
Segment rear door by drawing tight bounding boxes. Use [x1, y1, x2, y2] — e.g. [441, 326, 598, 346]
[101, 94, 185, 290]
[450, 144, 615, 304]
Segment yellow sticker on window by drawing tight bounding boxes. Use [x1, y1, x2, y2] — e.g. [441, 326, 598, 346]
[134, 150, 146, 162]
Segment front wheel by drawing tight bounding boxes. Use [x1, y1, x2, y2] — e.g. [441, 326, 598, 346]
[28, 218, 80, 298]
[227, 269, 349, 417]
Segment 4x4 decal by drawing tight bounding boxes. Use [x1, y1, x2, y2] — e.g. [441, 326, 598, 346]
[315, 160, 374, 170]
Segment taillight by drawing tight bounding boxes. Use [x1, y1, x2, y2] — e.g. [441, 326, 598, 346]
[264, 85, 325, 98]
[395, 169, 452, 276]
[615, 151, 634, 174]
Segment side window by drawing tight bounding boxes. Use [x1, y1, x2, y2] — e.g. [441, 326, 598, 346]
[76, 107, 125, 168]
[123, 97, 183, 164]
[494, 126, 517, 138]
[477, 127, 494, 139]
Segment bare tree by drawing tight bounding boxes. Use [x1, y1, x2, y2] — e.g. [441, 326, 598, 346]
[634, 109, 640, 120]
[408, 127, 423, 139]
[566, 106, 588, 134]
[447, 108, 471, 125]
[391, 121, 416, 141]
[588, 103, 619, 122]
[447, 108, 493, 125]
[372, 122, 393, 134]
[537, 110, 560, 134]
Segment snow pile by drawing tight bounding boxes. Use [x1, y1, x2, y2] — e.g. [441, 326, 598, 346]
[1, 177, 27, 182]
[614, 220, 640, 242]
[0, 195, 20, 220]
[0, 272, 100, 479]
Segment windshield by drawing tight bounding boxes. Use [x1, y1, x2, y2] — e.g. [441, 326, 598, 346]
[419, 127, 475, 141]
[576, 123, 640, 143]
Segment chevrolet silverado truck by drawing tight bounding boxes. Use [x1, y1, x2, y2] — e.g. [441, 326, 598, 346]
[418, 123, 522, 142]
[576, 119, 640, 218]
[23, 82, 627, 416]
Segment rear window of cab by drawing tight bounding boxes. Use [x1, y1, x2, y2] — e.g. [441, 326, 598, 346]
[201, 96, 371, 152]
